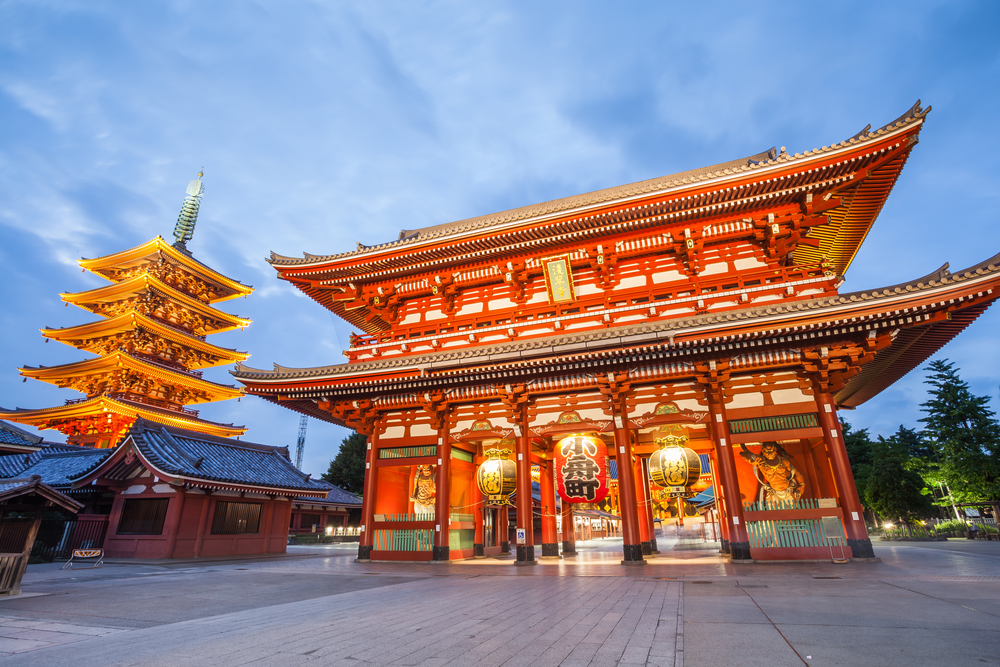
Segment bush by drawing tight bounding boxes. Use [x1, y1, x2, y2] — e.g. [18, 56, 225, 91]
[931, 519, 968, 534]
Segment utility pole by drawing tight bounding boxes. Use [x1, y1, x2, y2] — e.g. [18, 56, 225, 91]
[295, 415, 308, 470]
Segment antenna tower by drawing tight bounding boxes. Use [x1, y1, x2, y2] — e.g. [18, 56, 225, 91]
[295, 415, 308, 470]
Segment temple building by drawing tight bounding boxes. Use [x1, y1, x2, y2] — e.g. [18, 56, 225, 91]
[234, 102, 1000, 564]
[0, 174, 252, 447]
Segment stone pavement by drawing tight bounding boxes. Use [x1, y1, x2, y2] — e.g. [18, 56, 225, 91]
[0, 538, 996, 666]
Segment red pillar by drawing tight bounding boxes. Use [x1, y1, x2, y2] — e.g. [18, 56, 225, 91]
[192, 491, 212, 558]
[561, 502, 576, 555]
[472, 461, 485, 557]
[514, 424, 536, 565]
[433, 430, 452, 561]
[634, 455, 651, 554]
[540, 459, 559, 557]
[357, 432, 379, 562]
[614, 420, 645, 565]
[500, 503, 510, 554]
[260, 497, 275, 554]
[814, 386, 875, 559]
[706, 390, 751, 560]
[641, 458, 659, 553]
[165, 487, 187, 559]
[708, 453, 730, 549]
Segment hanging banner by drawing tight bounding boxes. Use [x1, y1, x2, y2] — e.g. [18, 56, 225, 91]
[555, 434, 609, 504]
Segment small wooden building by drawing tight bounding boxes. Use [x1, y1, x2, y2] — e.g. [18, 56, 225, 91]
[0, 476, 82, 595]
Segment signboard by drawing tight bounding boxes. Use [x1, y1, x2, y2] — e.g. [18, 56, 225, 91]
[516, 528, 526, 545]
[555, 435, 610, 504]
[541, 255, 576, 305]
[821, 516, 844, 539]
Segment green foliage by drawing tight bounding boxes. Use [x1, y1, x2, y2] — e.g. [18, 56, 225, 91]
[864, 455, 933, 524]
[931, 519, 968, 533]
[919, 359, 1000, 502]
[322, 432, 368, 495]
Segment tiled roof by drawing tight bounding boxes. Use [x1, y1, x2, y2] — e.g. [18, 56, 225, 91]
[269, 102, 929, 267]
[0, 448, 111, 489]
[322, 485, 363, 505]
[0, 421, 42, 447]
[0, 476, 84, 513]
[122, 419, 332, 495]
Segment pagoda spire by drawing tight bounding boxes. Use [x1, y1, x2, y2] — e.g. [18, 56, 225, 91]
[173, 170, 204, 251]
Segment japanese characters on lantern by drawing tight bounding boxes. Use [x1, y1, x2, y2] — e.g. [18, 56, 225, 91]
[555, 434, 609, 504]
[476, 448, 517, 505]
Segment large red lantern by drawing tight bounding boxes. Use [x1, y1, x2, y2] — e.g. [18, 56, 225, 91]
[555, 434, 610, 504]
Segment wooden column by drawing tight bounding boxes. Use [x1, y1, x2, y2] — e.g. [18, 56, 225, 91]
[165, 487, 187, 559]
[260, 496, 275, 554]
[614, 420, 644, 564]
[708, 452, 730, 550]
[540, 459, 559, 557]
[813, 386, 875, 559]
[357, 431, 379, 562]
[499, 504, 510, 554]
[193, 491, 213, 558]
[514, 424, 536, 565]
[562, 503, 576, 555]
[634, 455, 651, 554]
[706, 389, 751, 560]
[433, 429, 452, 562]
[641, 458, 659, 553]
[472, 461, 485, 557]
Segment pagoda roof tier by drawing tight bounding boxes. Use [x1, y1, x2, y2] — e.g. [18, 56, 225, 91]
[269, 103, 929, 333]
[78, 236, 253, 303]
[0, 395, 246, 440]
[70, 419, 329, 497]
[234, 250, 1000, 416]
[62, 273, 251, 335]
[41, 311, 250, 369]
[20, 351, 244, 405]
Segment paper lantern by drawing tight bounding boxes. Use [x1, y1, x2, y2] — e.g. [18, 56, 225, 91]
[555, 434, 609, 504]
[476, 448, 517, 505]
[648, 434, 702, 498]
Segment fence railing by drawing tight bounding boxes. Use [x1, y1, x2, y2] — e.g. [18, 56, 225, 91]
[374, 513, 435, 522]
[746, 518, 843, 549]
[373, 529, 434, 552]
[744, 498, 837, 512]
[729, 413, 819, 435]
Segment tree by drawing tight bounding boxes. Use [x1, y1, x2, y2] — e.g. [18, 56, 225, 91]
[322, 432, 367, 495]
[864, 455, 934, 528]
[842, 418, 876, 492]
[920, 360, 1000, 502]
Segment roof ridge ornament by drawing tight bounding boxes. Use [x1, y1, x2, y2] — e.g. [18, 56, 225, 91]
[173, 170, 205, 253]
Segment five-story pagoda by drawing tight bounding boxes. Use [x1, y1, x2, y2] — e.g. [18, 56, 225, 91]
[0, 173, 253, 448]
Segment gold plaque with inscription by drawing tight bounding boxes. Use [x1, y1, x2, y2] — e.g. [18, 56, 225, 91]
[541, 255, 576, 305]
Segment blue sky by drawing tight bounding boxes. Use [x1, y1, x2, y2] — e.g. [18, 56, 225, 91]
[1, 1, 998, 474]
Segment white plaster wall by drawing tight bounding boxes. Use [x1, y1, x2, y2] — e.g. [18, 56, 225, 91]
[489, 298, 516, 310]
[616, 275, 647, 289]
[727, 392, 765, 408]
[734, 257, 768, 271]
[576, 282, 603, 296]
[652, 269, 684, 284]
[151, 484, 176, 494]
[410, 423, 437, 437]
[382, 426, 406, 439]
[122, 485, 146, 495]
[701, 261, 729, 276]
[399, 312, 421, 325]
[424, 309, 447, 321]
[770, 388, 809, 404]
[457, 302, 484, 316]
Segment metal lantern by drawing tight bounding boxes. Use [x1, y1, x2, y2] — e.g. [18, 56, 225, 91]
[555, 434, 610, 504]
[648, 434, 702, 498]
[476, 448, 517, 505]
